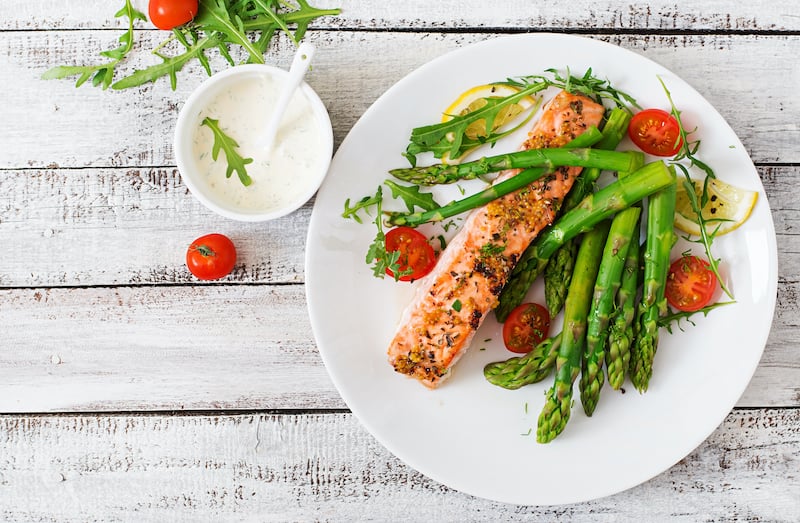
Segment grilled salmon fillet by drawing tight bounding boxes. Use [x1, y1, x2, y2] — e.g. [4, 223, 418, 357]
[387, 90, 605, 388]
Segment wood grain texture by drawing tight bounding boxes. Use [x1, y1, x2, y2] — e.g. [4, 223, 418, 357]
[0, 285, 343, 412]
[0, 281, 795, 412]
[1, 31, 799, 168]
[0, 167, 310, 287]
[1, 409, 798, 520]
[1, 0, 798, 31]
[1, 1, 798, 518]
[1, 166, 795, 286]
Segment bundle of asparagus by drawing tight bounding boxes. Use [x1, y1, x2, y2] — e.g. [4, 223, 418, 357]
[382, 99, 708, 444]
[474, 112, 680, 443]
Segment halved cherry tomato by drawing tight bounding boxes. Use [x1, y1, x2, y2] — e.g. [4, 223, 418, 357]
[186, 233, 237, 280]
[628, 108, 683, 157]
[384, 226, 436, 282]
[502, 302, 551, 354]
[149, 0, 198, 30]
[665, 255, 718, 312]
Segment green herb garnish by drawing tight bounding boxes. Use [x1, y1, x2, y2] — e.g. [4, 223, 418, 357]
[658, 77, 732, 298]
[403, 67, 639, 166]
[41, 0, 146, 90]
[384, 180, 441, 213]
[344, 187, 411, 280]
[43, 0, 341, 91]
[201, 117, 253, 187]
[659, 301, 735, 333]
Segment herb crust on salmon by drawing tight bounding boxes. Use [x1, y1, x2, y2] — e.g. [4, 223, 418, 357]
[387, 90, 606, 388]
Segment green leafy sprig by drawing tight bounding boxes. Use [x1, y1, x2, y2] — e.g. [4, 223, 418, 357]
[659, 301, 735, 333]
[343, 183, 442, 280]
[201, 117, 253, 186]
[511, 67, 641, 111]
[658, 77, 733, 299]
[41, 0, 146, 90]
[342, 187, 412, 280]
[43, 0, 341, 90]
[404, 67, 638, 166]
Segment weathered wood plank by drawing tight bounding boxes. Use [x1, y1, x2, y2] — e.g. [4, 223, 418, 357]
[2, 31, 799, 168]
[0, 285, 344, 412]
[0, 409, 797, 520]
[2, 165, 795, 286]
[0, 167, 310, 287]
[1, 0, 797, 32]
[0, 283, 796, 411]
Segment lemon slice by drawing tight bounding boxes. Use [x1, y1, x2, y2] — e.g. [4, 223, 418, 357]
[440, 84, 536, 163]
[674, 177, 758, 236]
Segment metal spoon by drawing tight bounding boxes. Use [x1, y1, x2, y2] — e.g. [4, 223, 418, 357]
[258, 42, 315, 153]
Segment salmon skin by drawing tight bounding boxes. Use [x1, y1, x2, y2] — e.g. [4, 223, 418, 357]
[387, 90, 605, 388]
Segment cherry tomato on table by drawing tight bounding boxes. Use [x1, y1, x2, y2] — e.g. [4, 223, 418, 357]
[628, 108, 683, 157]
[665, 255, 718, 312]
[186, 233, 237, 280]
[384, 226, 437, 282]
[149, 0, 198, 30]
[502, 302, 551, 354]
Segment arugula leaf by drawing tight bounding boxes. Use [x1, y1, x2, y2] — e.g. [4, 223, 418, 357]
[41, 0, 146, 90]
[358, 187, 412, 280]
[115, 32, 222, 91]
[384, 180, 441, 213]
[513, 67, 640, 110]
[201, 117, 253, 187]
[195, 0, 265, 64]
[405, 85, 545, 165]
[45, 0, 341, 91]
[659, 301, 735, 333]
[403, 67, 639, 166]
[342, 193, 381, 224]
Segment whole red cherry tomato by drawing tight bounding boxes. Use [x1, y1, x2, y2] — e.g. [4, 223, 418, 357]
[186, 233, 237, 280]
[149, 0, 198, 30]
[628, 108, 683, 157]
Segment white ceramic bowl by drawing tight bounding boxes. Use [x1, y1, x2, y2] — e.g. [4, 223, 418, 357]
[174, 64, 333, 221]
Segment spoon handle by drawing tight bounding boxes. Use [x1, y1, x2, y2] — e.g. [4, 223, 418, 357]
[259, 42, 316, 152]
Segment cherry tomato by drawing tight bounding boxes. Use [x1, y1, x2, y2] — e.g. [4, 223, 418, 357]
[502, 303, 551, 354]
[384, 226, 437, 282]
[628, 108, 683, 157]
[149, 0, 198, 30]
[186, 233, 237, 280]
[665, 255, 718, 312]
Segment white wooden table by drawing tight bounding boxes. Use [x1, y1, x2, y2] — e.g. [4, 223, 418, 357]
[2, 1, 798, 519]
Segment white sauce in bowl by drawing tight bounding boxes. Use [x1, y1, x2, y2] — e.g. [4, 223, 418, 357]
[189, 73, 327, 215]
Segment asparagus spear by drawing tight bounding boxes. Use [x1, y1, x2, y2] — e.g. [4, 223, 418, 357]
[389, 145, 643, 188]
[495, 160, 674, 322]
[537, 221, 611, 444]
[483, 335, 561, 389]
[604, 151, 646, 390]
[543, 109, 634, 317]
[605, 231, 642, 390]
[384, 165, 550, 227]
[543, 242, 577, 317]
[629, 174, 678, 392]
[579, 206, 641, 415]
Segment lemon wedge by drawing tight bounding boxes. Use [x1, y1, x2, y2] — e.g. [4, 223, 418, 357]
[440, 84, 536, 163]
[673, 177, 758, 236]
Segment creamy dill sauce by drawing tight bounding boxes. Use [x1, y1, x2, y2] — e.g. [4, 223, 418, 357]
[191, 74, 325, 213]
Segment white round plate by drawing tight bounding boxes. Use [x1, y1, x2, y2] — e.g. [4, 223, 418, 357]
[305, 34, 777, 505]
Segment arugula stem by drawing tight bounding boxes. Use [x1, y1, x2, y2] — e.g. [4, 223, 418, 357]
[657, 76, 732, 299]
